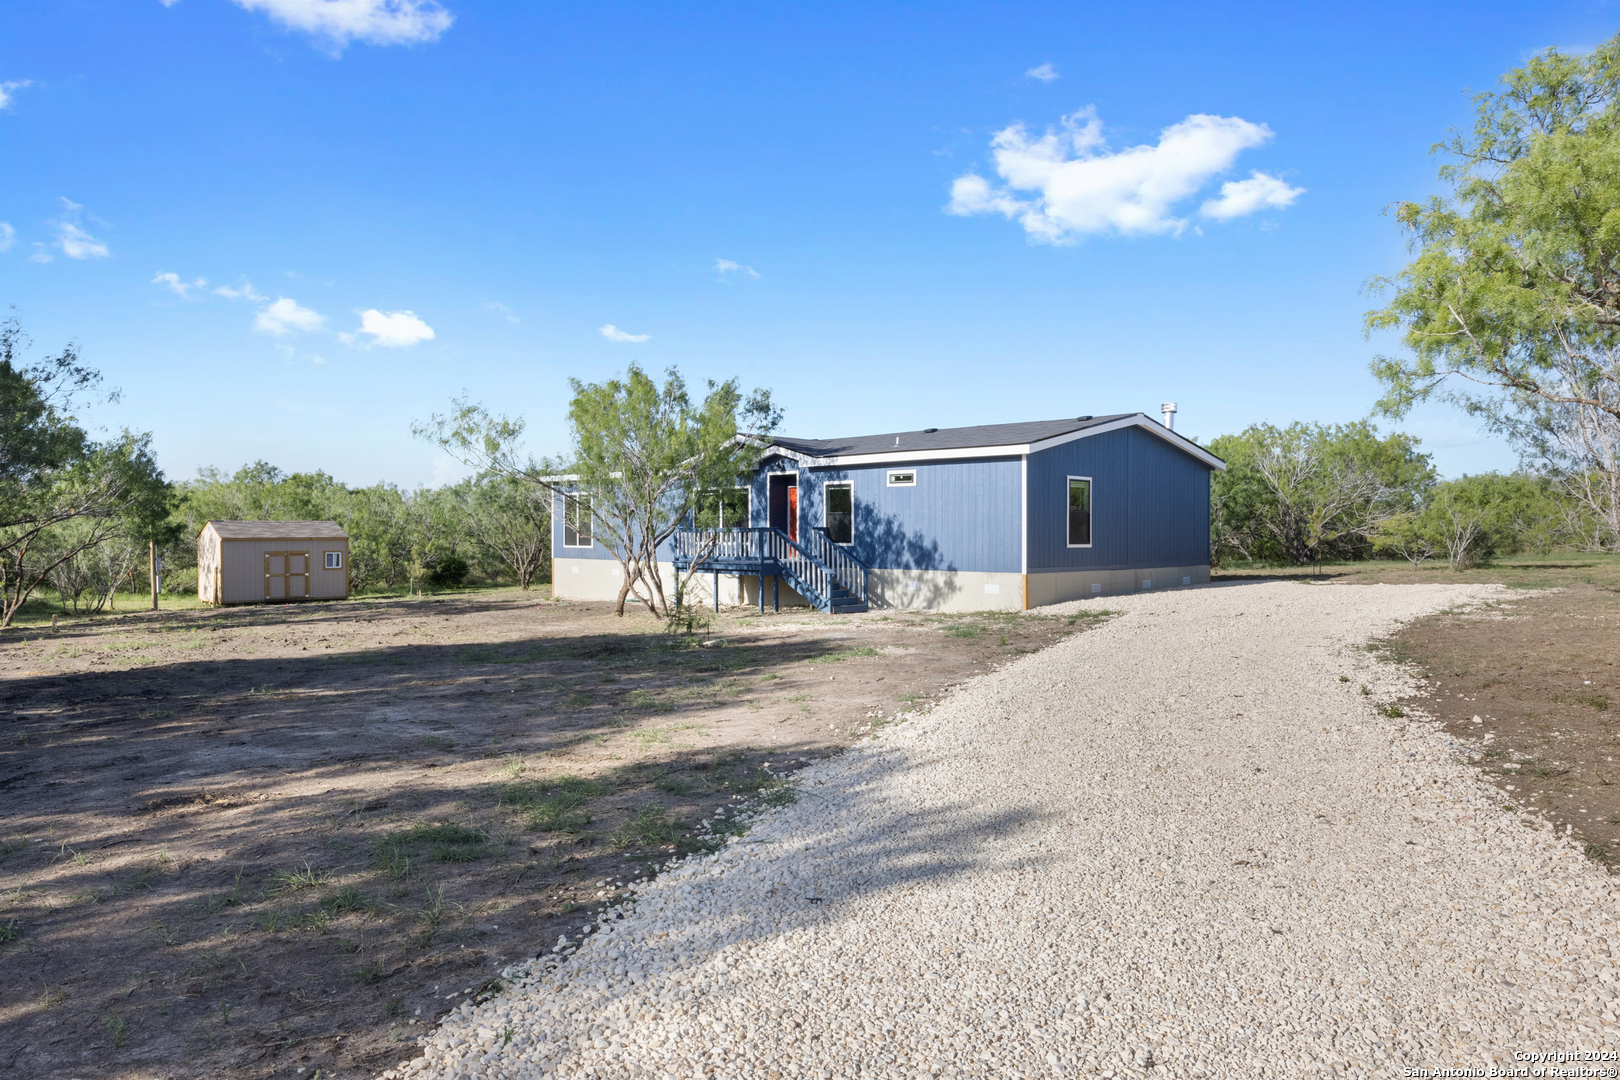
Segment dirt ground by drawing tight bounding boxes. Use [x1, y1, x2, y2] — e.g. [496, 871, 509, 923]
[1218, 555, 1620, 873]
[1384, 584, 1620, 871]
[0, 589, 1103, 1080]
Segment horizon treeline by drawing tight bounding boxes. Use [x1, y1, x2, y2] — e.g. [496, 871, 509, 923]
[23, 425, 1620, 619]
[1210, 421, 1612, 570]
[152, 462, 552, 601]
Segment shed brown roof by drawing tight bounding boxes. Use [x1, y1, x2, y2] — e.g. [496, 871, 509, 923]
[205, 520, 348, 539]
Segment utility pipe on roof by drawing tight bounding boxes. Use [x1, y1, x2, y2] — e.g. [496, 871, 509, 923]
[1161, 402, 1177, 431]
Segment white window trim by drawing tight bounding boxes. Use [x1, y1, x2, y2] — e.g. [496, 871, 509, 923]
[695, 485, 752, 529]
[886, 469, 916, 487]
[729, 485, 751, 529]
[1066, 475, 1093, 549]
[324, 551, 343, 569]
[562, 492, 594, 548]
[823, 480, 854, 545]
[766, 470, 799, 536]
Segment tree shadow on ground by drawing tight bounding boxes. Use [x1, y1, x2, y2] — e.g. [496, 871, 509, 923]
[0, 599, 1006, 1078]
[446, 746, 1057, 1075]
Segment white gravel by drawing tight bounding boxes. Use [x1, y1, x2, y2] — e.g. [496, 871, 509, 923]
[389, 582, 1619, 1080]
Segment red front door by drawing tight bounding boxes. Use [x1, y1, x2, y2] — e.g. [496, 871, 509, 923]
[787, 486, 798, 543]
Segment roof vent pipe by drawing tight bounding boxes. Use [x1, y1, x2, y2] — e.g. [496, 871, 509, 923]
[1160, 402, 1178, 431]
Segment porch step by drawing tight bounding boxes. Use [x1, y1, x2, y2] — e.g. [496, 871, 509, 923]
[829, 586, 867, 614]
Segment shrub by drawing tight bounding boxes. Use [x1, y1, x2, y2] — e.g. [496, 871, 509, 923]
[428, 555, 470, 589]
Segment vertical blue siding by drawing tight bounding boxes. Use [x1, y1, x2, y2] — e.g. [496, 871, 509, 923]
[824, 457, 1023, 574]
[746, 454, 1021, 572]
[551, 489, 625, 562]
[1026, 426, 1211, 571]
[561, 424, 1211, 580]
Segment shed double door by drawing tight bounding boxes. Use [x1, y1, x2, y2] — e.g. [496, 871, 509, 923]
[264, 551, 310, 600]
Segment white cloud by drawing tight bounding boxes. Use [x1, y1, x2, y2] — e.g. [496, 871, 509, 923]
[255, 297, 326, 336]
[0, 79, 31, 111]
[482, 300, 520, 324]
[158, 0, 181, 7]
[28, 244, 52, 264]
[1025, 63, 1059, 83]
[51, 197, 111, 259]
[715, 258, 759, 280]
[347, 308, 435, 347]
[215, 281, 267, 302]
[0, 223, 14, 252]
[56, 222, 109, 259]
[947, 107, 1294, 241]
[232, 0, 453, 51]
[599, 324, 650, 343]
[1199, 170, 1305, 220]
[152, 270, 207, 298]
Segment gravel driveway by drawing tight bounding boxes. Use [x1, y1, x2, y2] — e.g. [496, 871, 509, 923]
[393, 582, 1619, 1080]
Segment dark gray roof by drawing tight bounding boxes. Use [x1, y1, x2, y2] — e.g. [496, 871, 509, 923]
[768, 414, 1137, 457]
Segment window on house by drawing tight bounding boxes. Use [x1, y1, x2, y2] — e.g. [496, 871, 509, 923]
[886, 470, 916, 487]
[1067, 478, 1092, 547]
[324, 551, 343, 570]
[825, 483, 853, 544]
[695, 488, 751, 528]
[563, 493, 593, 547]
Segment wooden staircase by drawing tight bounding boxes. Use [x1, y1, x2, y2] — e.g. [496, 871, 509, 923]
[671, 526, 870, 614]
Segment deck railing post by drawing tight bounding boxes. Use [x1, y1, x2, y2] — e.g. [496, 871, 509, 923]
[713, 570, 719, 613]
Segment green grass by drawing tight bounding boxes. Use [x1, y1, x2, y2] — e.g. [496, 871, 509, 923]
[499, 775, 611, 833]
[1378, 703, 1405, 718]
[807, 646, 879, 664]
[400, 822, 490, 863]
[402, 822, 485, 845]
[322, 884, 374, 915]
[270, 862, 329, 894]
[374, 842, 413, 881]
[610, 805, 683, 849]
[946, 625, 983, 639]
[627, 689, 670, 712]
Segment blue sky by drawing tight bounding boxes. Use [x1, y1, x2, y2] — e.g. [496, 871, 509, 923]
[2, 0, 1613, 487]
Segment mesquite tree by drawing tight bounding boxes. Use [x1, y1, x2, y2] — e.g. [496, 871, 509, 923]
[0, 317, 169, 626]
[416, 364, 779, 617]
[1366, 38, 1620, 549]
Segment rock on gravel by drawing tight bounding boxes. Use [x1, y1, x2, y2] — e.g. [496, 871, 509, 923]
[390, 582, 1619, 1080]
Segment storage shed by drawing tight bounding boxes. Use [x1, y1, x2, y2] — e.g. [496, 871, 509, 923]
[197, 521, 351, 605]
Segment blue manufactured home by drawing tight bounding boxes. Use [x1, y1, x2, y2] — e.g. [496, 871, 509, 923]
[552, 412, 1224, 613]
